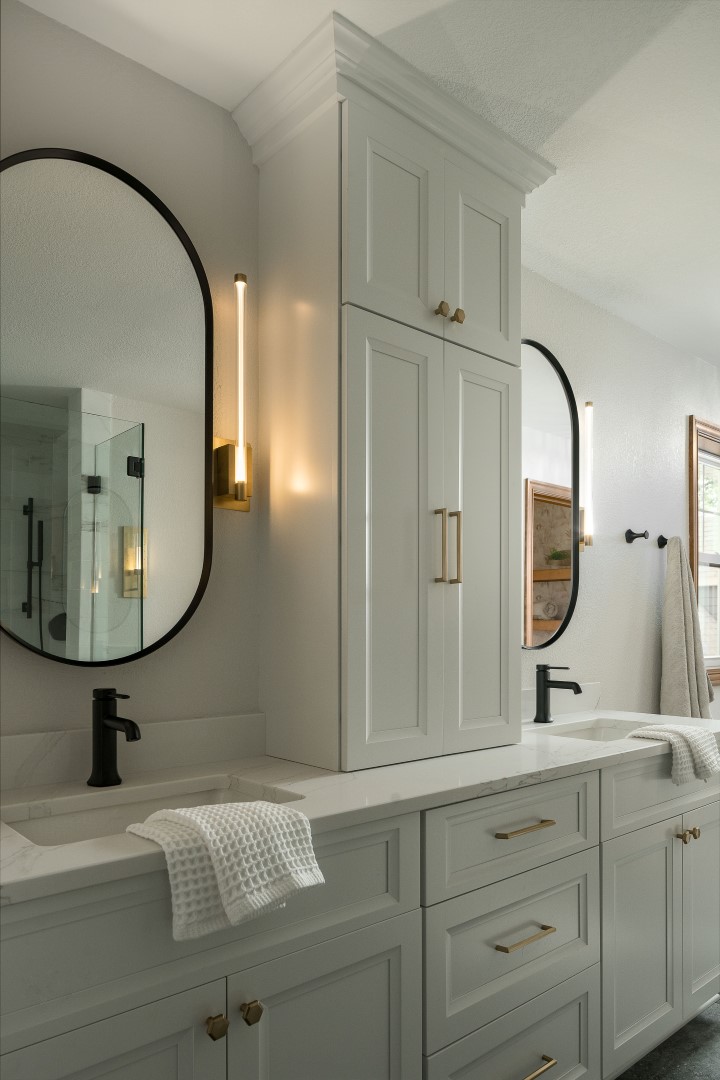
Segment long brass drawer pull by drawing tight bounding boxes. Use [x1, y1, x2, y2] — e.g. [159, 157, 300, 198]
[495, 818, 556, 840]
[449, 509, 463, 584]
[495, 924, 556, 954]
[435, 508, 448, 582]
[521, 1055, 558, 1080]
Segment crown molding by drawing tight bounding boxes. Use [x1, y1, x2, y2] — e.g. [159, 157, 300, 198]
[232, 13, 555, 194]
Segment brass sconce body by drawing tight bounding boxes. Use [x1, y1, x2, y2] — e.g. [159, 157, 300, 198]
[213, 439, 253, 511]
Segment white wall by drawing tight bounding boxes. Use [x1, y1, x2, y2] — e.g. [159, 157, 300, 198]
[0, 0, 260, 734]
[520, 267, 720, 716]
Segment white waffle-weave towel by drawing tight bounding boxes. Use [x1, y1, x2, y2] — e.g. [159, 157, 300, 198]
[629, 725, 720, 785]
[128, 801, 324, 941]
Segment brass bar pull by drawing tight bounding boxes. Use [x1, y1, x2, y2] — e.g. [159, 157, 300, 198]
[435, 508, 448, 582]
[690, 826, 701, 840]
[521, 1055, 558, 1080]
[676, 830, 691, 845]
[495, 924, 556, 954]
[495, 818, 556, 840]
[449, 509, 463, 584]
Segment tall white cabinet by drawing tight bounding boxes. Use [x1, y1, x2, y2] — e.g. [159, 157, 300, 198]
[234, 14, 553, 770]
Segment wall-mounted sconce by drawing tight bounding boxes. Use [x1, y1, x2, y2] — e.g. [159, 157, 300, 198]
[214, 273, 253, 511]
[123, 526, 147, 598]
[582, 401, 594, 547]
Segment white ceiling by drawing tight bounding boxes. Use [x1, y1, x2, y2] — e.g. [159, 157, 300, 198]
[17, 0, 720, 366]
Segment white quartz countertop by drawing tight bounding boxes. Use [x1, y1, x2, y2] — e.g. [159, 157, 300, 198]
[2, 710, 719, 905]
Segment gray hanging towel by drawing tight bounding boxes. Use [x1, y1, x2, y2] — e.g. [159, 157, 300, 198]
[660, 536, 714, 719]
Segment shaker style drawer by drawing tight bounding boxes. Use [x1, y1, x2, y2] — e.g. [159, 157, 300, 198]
[424, 965, 601, 1080]
[601, 755, 720, 840]
[424, 849, 599, 1054]
[423, 772, 599, 904]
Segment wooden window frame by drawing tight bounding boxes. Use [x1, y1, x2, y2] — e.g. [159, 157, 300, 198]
[689, 416, 720, 685]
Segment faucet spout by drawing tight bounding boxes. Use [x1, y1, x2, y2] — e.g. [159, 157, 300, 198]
[103, 716, 142, 742]
[547, 680, 582, 695]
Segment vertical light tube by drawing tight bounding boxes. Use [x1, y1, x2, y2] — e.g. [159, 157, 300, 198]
[234, 273, 247, 485]
[584, 401, 594, 546]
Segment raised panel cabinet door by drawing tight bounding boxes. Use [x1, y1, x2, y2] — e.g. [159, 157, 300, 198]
[443, 160, 521, 364]
[601, 818, 683, 1078]
[1, 980, 227, 1080]
[442, 343, 520, 754]
[227, 911, 422, 1080]
[342, 308, 445, 769]
[343, 101, 445, 336]
[682, 800, 720, 1016]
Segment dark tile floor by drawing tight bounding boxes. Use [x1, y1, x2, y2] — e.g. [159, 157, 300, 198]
[617, 1003, 720, 1079]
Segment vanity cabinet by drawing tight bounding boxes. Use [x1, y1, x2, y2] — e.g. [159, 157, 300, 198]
[601, 757, 720, 1079]
[1, 980, 228, 1080]
[343, 307, 519, 768]
[343, 100, 520, 364]
[241, 17, 548, 771]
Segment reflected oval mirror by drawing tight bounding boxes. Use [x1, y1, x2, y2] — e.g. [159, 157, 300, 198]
[0, 149, 212, 665]
[521, 339, 580, 648]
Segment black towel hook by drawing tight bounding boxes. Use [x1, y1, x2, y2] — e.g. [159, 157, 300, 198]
[658, 535, 668, 548]
[625, 529, 649, 544]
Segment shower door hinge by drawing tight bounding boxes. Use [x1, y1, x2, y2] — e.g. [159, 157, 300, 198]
[87, 476, 101, 495]
[127, 456, 144, 479]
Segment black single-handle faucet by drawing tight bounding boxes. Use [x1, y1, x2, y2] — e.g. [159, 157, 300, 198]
[533, 665, 582, 723]
[87, 688, 141, 787]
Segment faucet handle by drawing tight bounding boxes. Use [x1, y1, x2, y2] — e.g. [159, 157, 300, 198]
[93, 688, 130, 700]
[536, 665, 569, 671]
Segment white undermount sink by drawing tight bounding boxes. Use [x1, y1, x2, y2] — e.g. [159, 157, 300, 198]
[2, 776, 301, 847]
[544, 718, 651, 743]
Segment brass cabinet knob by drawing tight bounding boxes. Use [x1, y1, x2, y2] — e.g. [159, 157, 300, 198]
[434, 300, 450, 317]
[205, 1014, 229, 1041]
[450, 307, 466, 323]
[676, 830, 691, 844]
[690, 826, 701, 840]
[239, 999, 265, 1026]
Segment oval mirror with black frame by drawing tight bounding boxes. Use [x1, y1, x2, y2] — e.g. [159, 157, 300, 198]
[521, 339, 580, 649]
[0, 149, 212, 666]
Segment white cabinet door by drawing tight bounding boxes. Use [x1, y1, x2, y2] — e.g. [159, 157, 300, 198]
[227, 911, 422, 1080]
[442, 342, 520, 753]
[343, 101, 445, 337]
[343, 308, 445, 769]
[601, 817, 683, 1078]
[1, 981, 227, 1080]
[683, 800, 720, 1016]
[443, 161, 520, 365]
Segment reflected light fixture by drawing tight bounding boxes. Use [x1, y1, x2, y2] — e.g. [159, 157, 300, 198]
[123, 526, 148, 598]
[214, 273, 253, 511]
[582, 401, 594, 547]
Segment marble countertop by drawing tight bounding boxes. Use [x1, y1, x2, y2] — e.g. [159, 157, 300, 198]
[2, 710, 719, 905]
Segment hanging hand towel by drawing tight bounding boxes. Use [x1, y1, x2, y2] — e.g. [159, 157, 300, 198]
[660, 537, 714, 719]
[128, 801, 324, 941]
[629, 724, 720, 785]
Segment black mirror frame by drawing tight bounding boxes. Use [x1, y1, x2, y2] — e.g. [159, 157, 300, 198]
[521, 339, 580, 650]
[0, 147, 213, 666]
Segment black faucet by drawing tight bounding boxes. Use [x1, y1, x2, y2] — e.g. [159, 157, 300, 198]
[87, 688, 141, 787]
[533, 665, 582, 723]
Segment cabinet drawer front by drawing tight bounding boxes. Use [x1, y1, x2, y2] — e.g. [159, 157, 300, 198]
[601, 754, 720, 839]
[424, 849, 599, 1053]
[683, 799, 720, 1016]
[424, 773, 599, 903]
[424, 965, 600, 1080]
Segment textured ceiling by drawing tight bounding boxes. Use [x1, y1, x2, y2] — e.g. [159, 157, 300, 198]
[16, 0, 720, 366]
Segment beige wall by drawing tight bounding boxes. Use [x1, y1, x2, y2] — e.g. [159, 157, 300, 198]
[520, 266, 720, 715]
[0, 0, 260, 733]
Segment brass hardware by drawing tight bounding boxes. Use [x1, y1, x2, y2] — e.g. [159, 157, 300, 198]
[495, 818, 556, 841]
[213, 440, 253, 511]
[677, 830, 692, 844]
[434, 300, 450, 317]
[122, 526, 148, 598]
[435, 508, 448, 582]
[449, 509, 463, 584]
[495, 924, 556, 954]
[205, 1014, 229, 1041]
[450, 307, 465, 324]
[690, 826, 701, 840]
[521, 1055, 558, 1080]
[239, 999, 265, 1026]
